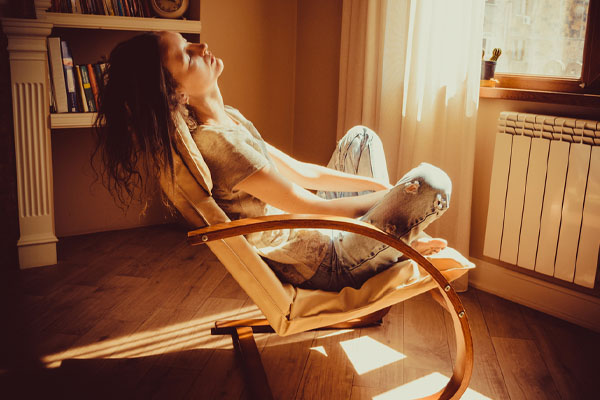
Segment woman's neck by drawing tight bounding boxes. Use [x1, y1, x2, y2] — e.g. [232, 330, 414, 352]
[189, 87, 235, 127]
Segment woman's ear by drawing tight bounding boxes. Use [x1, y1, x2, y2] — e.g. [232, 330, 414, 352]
[177, 92, 189, 105]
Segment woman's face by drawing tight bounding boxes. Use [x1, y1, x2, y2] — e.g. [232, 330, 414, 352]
[159, 31, 223, 99]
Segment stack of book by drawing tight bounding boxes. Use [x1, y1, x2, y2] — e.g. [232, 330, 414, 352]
[50, 0, 154, 18]
[47, 37, 107, 114]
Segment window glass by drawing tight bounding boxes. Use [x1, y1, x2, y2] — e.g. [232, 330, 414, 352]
[483, 0, 590, 78]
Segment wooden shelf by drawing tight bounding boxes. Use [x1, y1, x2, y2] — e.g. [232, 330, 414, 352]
[38, 11, 202, 33]
[51, 112, 97, 129]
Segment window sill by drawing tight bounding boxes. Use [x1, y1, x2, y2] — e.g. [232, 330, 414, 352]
[479, 87, 600, 108]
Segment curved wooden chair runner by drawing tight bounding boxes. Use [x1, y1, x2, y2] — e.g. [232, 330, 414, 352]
[189, 216, 473, 400]
[161, 111, 475, 399]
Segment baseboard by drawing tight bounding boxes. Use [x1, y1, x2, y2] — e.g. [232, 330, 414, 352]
[468, 257, 600, 333]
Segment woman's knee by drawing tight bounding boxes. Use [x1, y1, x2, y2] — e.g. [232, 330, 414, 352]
[402, 163, 452, 208]
[337, 126, 388, 181]
[342, 125, 381, 146]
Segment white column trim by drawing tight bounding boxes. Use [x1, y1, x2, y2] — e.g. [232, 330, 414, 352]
[2, 18, 57, 268]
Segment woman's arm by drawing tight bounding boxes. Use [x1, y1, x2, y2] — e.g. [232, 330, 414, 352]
[266, 143, 391, 193]
[234, 164, 388, 218]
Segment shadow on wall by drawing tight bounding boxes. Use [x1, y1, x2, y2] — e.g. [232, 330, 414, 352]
[0, 29, 19, 271]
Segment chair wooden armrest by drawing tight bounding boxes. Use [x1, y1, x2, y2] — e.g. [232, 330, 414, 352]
[189, 214, 473, 400]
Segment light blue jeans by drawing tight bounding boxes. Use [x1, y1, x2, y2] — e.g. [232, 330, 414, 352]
[301, 126, 452, 291]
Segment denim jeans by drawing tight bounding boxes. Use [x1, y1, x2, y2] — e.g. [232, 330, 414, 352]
[301, 126, 452, 291]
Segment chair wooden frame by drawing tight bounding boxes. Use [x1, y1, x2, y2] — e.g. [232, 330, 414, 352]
[189, 214, 474, 400]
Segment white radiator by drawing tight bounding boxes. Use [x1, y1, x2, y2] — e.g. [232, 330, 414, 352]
[483, 112, 600, 289]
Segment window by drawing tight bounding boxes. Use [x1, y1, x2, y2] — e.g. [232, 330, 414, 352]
[482, 0, 600, 94]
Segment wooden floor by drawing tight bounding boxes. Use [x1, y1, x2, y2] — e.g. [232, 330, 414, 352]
[1, 224, 599, 399]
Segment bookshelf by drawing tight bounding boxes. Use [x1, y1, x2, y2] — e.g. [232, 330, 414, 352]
[50, 112, 98, 129]
[1, 0, 201, 268]
[40, 11, 202, 33]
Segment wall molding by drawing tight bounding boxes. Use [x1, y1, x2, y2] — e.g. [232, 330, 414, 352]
[469, 257, 600, 333]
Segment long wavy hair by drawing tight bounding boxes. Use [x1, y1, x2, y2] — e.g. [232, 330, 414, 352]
[92, 32, 179, 210]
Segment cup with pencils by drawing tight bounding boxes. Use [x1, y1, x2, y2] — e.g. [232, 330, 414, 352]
[481, 48, 501, 87]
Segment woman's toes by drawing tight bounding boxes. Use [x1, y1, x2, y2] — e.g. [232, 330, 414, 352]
[410, 238, 447, 255]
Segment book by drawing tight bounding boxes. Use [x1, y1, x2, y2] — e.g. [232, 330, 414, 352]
[123, 0, 131, 17]
[87, 64, 100, 110]
[141, 0, 151, 17]
[63, 0, 72, 13]
[92, 63, 103, 88]
[115, 0, 123, 16]
[104, 0, 114, 16]
[96, 0, 107, 15]
[47, 37, 69, 113]
[46, 62, 56, 113]
[60, 40, 78, 112]
[74, 65, 89, 112]
[91, 0, 98, 14]
[78, 0, 88, 14]
[79, 64, 97, 112]
[70, 0, 81, 13]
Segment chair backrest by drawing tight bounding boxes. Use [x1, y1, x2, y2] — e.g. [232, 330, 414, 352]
[160, 112, 474, 336]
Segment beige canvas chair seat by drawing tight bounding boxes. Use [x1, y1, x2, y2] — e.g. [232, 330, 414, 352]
[160, 112, 475, 399]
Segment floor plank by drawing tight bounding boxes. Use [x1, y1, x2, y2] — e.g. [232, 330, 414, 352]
[352, 303, 404, 391]
[444, 289, 510, 400]
[521, 306, 600, 400]
[403, 293, 453, 388]
[477, 289, 533, 340]
[492, 336, 561, 400]
[295, 328, 359, 400]
[261, 330, 317, 400]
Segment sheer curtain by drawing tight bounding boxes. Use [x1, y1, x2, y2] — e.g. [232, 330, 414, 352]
[337, 0, 484, 257]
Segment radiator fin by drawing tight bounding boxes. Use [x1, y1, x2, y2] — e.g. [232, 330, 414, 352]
[555, 143, 590, 282]
[575, 147, 600, 288]
[536, 140, 570, 276]
[517, 137, 549, 270]
[500, 135, 530, 265]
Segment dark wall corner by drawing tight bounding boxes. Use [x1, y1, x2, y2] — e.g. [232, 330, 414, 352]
[4, 0, 36, 18]
[0, 30, 20, 271]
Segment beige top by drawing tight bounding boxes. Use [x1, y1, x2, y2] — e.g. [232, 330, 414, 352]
[192, 106, 330, 284]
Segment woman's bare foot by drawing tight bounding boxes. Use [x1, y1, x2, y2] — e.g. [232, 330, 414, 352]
[410, 237, 447, 256]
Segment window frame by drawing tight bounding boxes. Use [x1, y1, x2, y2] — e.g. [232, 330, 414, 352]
[486, 0, 600, 97]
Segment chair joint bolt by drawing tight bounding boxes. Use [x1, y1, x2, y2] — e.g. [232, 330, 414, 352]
[458, 311, 465, 318]
[444, 285, 451, 292]
[201, 235, 208, 242]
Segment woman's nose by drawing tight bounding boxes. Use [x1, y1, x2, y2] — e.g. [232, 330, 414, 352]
[198, 43, 208, 55]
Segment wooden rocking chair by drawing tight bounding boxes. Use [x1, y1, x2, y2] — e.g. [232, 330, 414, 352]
[160, 112, 475, 400]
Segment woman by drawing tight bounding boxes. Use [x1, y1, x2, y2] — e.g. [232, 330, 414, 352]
[93, 31, 451, 292]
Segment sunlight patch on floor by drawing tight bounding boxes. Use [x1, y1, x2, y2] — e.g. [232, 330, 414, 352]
[309, 346, 328, 357]
[316, 329, 355, 339]
[340, 336, 406, 375]
[40, 308, 246, 368]
[373, 372, 492, 400]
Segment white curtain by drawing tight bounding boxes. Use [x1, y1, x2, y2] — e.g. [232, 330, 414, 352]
[337, 0, 484, 257]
